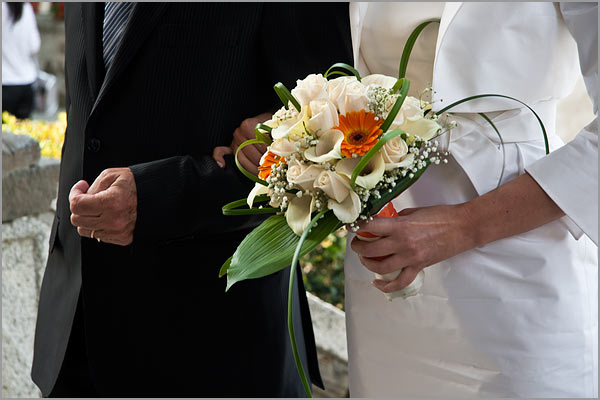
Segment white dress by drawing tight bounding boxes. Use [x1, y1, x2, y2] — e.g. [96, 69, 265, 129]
[345, 2, 598, 398]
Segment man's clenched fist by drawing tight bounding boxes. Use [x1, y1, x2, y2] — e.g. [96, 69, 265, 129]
[69, 168, 138, 246]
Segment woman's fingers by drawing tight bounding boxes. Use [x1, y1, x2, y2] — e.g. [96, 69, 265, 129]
[373, 266, 421, 293]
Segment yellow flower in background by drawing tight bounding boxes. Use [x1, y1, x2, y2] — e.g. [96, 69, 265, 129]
[2, 111, 66, 159]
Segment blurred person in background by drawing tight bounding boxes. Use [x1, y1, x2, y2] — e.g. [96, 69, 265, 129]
[2, 1, 41, 119]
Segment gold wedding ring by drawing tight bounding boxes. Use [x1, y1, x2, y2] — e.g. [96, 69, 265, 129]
[91, 230, 101, 243]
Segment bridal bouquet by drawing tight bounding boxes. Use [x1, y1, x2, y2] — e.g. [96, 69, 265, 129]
[219, 20, 548, 397]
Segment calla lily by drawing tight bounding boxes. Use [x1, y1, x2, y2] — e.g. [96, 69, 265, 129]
[336, 152, 385, 189]
[271, 108, 309, 140]
[286, 194, 315, 236]
[313, 170, 351, 203]
[328, 191, 361, 223]
[269, 138, 296, 158]
[304, 129, 343, 163]
[397, 118, 441, 140]
[362, 74, 397, 89]
[247, 182, 268, 208]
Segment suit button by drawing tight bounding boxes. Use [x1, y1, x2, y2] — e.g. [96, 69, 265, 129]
[87, 138, 101, 153]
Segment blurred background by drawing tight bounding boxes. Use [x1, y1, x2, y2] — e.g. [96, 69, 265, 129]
[1, 1, 594, 398]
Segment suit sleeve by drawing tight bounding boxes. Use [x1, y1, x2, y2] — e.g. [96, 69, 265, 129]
[525, 2, 598, 244]
[129, 154, 262, 244]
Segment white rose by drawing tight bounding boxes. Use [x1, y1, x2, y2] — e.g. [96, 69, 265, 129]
[390, 96, 424, 127]
[336, 152, 385, 190]
[313, 170, 351, 203]
[379, 136, 415, 171]
[286, 194, 315, 236]
[362, 74, 397, 89]
[291, 74, 328, 106]
[328, 191, 361, 223]
[304, 129, 343, 163]
[307, 98, 339, 134]
[327, 76, 368, 115]
[269, 138, 296, 158]
[286, 159, 325, 191]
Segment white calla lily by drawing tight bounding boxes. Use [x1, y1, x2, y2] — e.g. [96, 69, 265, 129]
[247, 182, 269, 208]
[313, 170, 351, 203]
[398, 118, 441, 140]
[328, 191, 361, 223]
[362, 74, 397, 89]
[271, 108, 309, 140]
[269, 138, 296, 158]
[286, 194, 315, 236]
[304, 129, 343, 163]
[307, 98, 339, 135]
[336, 152, 385, 189]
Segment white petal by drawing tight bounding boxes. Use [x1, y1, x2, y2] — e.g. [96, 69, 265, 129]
[269, 138, 296, 158]
[362, 74, 398, 89]
[384, 152, 416, 171]
[286, 194, 315, 236]
[336, 153, 385, 189]
[328, 191, 361, 223]
[399, 118, 441, 140]
[247, 183, 269, 208]
[271, 109, 309, 140]
[304, 129, 343, 163]
[314, 170, 351, 203]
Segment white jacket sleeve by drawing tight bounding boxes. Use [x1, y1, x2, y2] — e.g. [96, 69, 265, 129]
[526, 2, 598, 245]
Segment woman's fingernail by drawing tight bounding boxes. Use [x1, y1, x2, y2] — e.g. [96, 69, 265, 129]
[216, 161, 224, 168]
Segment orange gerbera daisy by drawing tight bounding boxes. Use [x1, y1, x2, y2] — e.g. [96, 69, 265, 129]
[335, 110, 383, 158]
[258, 151, 285, 180]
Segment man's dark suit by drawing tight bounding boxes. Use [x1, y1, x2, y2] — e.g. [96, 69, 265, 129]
[31, 3, 352, 397]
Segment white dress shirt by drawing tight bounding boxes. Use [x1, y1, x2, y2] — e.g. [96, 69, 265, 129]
[2, 2, 41, 86]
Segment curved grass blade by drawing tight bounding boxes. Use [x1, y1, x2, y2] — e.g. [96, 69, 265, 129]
[324, 62, 362, 82]
[274, 82, 301, 112]
[478, 112, 506, 188]
[399, 19, 441, 79]
[235, 139, 268, 186]
[254, 123, 273, 145]
[435, 94, 549, 154]
[380, 78, 410, 133]
[287, 208, 329, 398]
[222, 195, 279, 216]
[350, 129, 404, 189]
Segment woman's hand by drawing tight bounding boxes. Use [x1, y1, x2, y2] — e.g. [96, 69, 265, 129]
[351, 204, 476, 293]
[351, 173, 565, 293]
[212, 112, 272, 174]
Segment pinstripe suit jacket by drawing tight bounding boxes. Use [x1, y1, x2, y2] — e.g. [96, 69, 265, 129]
[32, 3, 352, 396]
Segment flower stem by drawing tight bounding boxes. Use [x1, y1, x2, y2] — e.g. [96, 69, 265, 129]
[288, 209, 327, 398]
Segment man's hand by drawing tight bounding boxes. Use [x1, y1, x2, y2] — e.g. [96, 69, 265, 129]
[69, 168, 138, 246]
[213, 112, 271, 175]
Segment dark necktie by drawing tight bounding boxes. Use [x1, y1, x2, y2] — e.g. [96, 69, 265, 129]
[102, 2, 134, 70]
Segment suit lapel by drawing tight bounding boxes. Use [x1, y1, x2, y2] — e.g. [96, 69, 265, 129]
[81, 2, 105, 100]
[90, 3, 168, 116]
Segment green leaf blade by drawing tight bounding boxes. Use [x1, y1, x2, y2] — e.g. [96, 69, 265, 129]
[224, 212, 341, 291]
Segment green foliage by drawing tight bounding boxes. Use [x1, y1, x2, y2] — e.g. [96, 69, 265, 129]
[301, 228, 348, 310]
